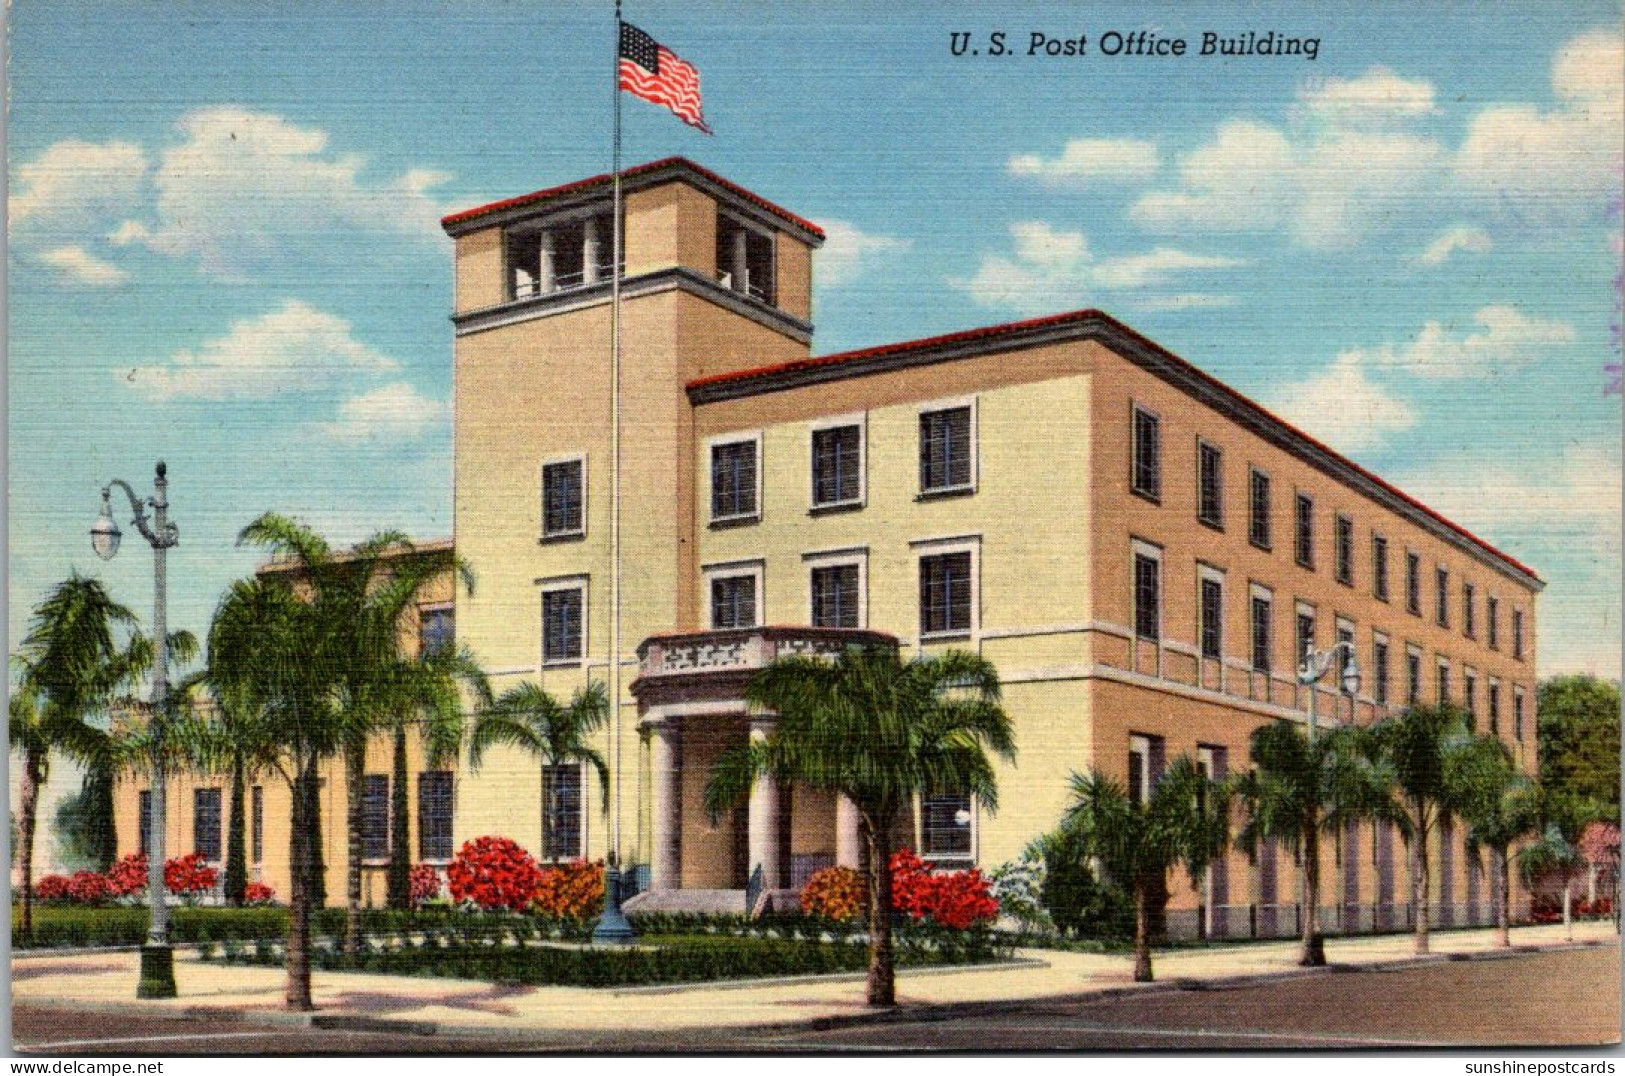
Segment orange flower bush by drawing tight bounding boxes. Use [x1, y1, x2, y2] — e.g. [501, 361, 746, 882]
[531, 860, 605, 920]
[800, 865, 867, 921]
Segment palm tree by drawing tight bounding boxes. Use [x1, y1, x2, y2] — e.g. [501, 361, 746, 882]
[1234, 721, 1394, 967]
[704, 645, 1015, 1008]
[1054, 756, 1228, 982]
[468, 681, 609, 861]
[1368, 703, 1474, 955]
[1447, 735, 1540, 947]
[1518, 824, 1587, 940]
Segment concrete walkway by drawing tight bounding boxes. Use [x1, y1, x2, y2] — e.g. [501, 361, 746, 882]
[12, 920, 1619, 1038]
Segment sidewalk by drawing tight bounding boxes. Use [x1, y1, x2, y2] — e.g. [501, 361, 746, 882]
[11, 920, 1619, 1038]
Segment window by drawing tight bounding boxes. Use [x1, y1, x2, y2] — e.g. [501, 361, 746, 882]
[506, 210, 618, 299]
[1372, 634, 1390, 706]
[1435, 567, 1450, 628]
[193, 788, 222, 863]
[921, 791, 973, 862]
[1335, 515, 1354, 585]
[1199, 573, 1224, 659]
[419, 605, 454, 659]
[418, 771, 454, 862]
[919, 551, 973, 637]
[1488, 596, 1500, 649]
[1489, 681, 1502, 737]
[1407, 647, 1423, 704]
[1463, 583, 1476, 639]
[251, 786, 264, 865]
[811, 424, 862, 508]
[811, 563, 862, 628]
[1512, 609, 1525, 660]
[1295, 604, 1316, 669]
[362, 775, 390, 862]
[1250, 588, 1273, 674]
[138, 790, 152, 857]
[542, 585, 585, 664]
[1128, 734, 1163, 805]
[1337, 620, 1355, 686]
[1406, 552, 1422, 614]
[1294, 494, 1315, 569]
[710, 438, 759, 522]
[1133, 545, 1162, 642]
[1197, 441, 1223, 526]
[1249, 470, 1272, 548]
[1437, 659, 1451, 705]
[541, 457, 585, 538]
[541, 764, 584, 861]
[919, 406, 974, 494]
[1372, 535, 1390, 601]
[1464, 671, 1478, 730]
[710, 573, 759, 630]
[1131, 406, 1161, 500]
[1514, 688, 1526, 741]
[716, 215, 776, 304]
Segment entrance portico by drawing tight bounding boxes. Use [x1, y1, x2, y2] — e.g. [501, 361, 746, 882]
[631, 626, 894, 911]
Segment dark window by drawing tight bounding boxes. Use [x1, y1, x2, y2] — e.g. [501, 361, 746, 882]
[1514, 690, 1525, 741]
[417, 771, 454, 861]
[139, 790, 152, 858]
[1200, 577, 1223, 659]
[1250, 596, 1272, 673]
[1249, 470, 1272, 548]
[711, 440, 758, 520]
[1131, 407, 1161, 500]
[1435, 567, 1450, 628]
[711, 575, 758, 630]
[1296, 609, 1316, 668]
[812, 425, 862, 507]
[1512, 609, 1525, 660]
[1489, 683, 1502, 736]
[922, 791, 973, 861]
[541, 765, 583, 861]
[1488, 596, 1500, 649]
[419, 606, 454, 659]
[1464, 674, 1478, 730]
[1335, 515, 1354, 584]
[1337, 624, 1355, 686]
[1373, 640, 1390, 705]
[362, 775, 390, 862]
[542, 459, 585, 537]
[811, 564, 861, 628]
[717, 217, 775, 305]
[1127, 734, 1163, 805]
[251, 786, 263, 864]
[919, 552, 973, 636]
[1133, 553, 1161, 641]
[1294, 494, 1315, 569]
[193, 788, 222, 863]
[1407, 651, 1422, 704]
[1197, 442, 1223, 526]
[1437, 663, 1451, 705]
[1406, 553, 1422, 614]
[1373, 535, 1390, 601]
[1463, 583, 1476, 638]
[919, 408, 973, 493]
[542, 588, 584, 663]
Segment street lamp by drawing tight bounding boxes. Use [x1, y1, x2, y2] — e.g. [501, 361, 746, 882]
[93, 461, 180, 999]
[1298, 640, 1362, 742]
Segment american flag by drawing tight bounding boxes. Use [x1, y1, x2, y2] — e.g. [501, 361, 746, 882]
[619, 22, 711, 134]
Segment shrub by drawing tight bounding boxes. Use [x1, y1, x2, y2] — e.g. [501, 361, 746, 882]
[889, 850, 998, 930]
[163, 853, 219, 899]
[66, 871, 113, 906]
[106, 853, 148, 899]
[988, 855, 1052, 931]
[409, 864, 442, 908]
[1037, 830, 1134, 939]
[34, 875, 72, 903]
[446, 836, 543, 912]
[800, 865, 866, 921]
[244, 882, 277, 906]
[531, 860, 604, 920]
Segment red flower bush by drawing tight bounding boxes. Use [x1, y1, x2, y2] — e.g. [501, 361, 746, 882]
[445, 836, 543, 912]
[33, 874, 72, 902]
[531, 860, 605, 920]
[66, 871, 112, 905]
[800, 865, 866, 921]
[409, 864, 443, 908]
[888, 849, 998, 929]
[106, 853, 148, 898]
[163, 853, 218, 897]
[244, 882, 277, 906]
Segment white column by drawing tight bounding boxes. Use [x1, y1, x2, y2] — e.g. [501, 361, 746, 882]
[836, 795, 862, 870]
[731, 227, 749, 294]
[583, 216, 601, 285]
[538, 231, 556, 294]
[747, 715, 780, 889]
[648, 719, 681, 891]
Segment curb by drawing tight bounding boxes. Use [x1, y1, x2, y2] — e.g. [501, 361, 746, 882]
[606, 955, 1050, 996]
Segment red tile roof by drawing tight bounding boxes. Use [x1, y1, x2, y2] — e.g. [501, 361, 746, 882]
[440, 157, 825, 240]
[687, 309, 1541, 586]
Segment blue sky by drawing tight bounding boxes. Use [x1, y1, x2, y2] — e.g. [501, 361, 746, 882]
[8, 0, 1623, 679]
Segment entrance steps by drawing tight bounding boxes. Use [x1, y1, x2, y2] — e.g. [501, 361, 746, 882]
[623, 888, 803, 916]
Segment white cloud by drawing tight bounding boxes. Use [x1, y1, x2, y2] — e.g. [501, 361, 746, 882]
[816, 221, 911, 287]
[8, 139, 147, 228]
[1130, 121, 1294, 234]
[1007, 138, 1160, 187]
[115, 107, 454, 279]
[1264, 351, 1418, 453]
[1298, 67, 1438, 126]
[1364, 305, 1574, 380]
[125, 299, 397, 400]
[952, 222, 1242, 315]
[1415, 226, 1493, 265]
[318, 382, 447, 442]
[34, 245, 130, 286]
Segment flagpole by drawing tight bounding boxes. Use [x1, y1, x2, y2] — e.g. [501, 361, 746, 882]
[594, 0, 636, 945]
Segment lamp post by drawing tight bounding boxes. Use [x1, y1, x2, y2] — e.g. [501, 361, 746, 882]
[1297, 640, 1362, 743]
[92, 461, 180, 999]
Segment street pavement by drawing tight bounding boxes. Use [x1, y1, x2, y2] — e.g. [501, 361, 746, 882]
[10, 920, 1620, 1052]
